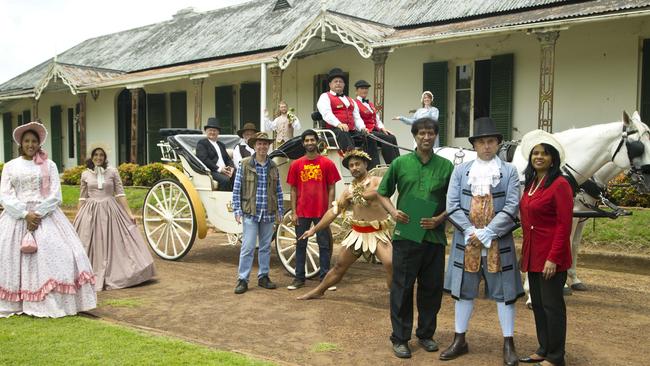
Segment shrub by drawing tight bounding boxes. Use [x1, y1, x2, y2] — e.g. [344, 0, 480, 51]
[118, 163, 138, 186]
[61, 165, 86, 185]
[606, 173, 650, 208]
[132, 163, 180, 187]
[0, 162, 4, 180]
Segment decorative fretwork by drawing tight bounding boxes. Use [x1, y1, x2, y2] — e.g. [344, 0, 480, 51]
[192, 79, 204, 130]
[536, 31, 560, 132]
[279, 13, 374, 69]
[269, 67, 283, 116]
[34, 62, 79, 100]
[130, 88, 141, 163]
[372, 48, 390, 116]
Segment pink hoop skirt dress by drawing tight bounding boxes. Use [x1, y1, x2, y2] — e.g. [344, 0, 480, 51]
[0, 158, 96, 318]
[73, 167, 155, 291]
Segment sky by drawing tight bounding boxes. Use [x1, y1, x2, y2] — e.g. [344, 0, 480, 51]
[0, 0, 250, 84]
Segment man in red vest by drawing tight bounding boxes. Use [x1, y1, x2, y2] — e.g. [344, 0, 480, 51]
[316, 68, 368, 152]
[354, 79, 400, 168]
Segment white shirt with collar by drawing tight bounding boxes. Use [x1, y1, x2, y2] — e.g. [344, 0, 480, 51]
[317, 91, 366, 131]
[208, 138, 227, 171]
[233, 139, 254, 168]
[356, 96, 385, 130]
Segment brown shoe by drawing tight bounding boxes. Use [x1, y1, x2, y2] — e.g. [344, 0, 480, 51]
[439, 332, 468, 361]
[503, 337, 519, 366]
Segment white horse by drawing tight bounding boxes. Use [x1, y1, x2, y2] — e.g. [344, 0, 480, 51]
[432, 111, 650, 304]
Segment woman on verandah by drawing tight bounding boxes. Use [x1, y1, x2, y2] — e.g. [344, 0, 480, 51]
[393, 90, 440, 147]
[73, 144, 155, 291]
[0, 121, 96, 318]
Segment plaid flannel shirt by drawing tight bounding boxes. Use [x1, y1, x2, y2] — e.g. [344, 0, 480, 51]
[232, 156, 283, 223]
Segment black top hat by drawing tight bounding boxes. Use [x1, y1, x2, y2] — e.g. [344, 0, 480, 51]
[311, 111, 322, 121]
[468, 117, 503, 144]
[354, 80, 371, 88]
[204, 117, 223, 131]
[327, 68, 346, 82]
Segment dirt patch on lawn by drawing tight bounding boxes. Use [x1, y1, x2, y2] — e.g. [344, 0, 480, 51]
[90, 231, 650, 366]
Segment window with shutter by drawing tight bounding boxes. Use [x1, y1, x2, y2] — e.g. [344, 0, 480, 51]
[67, 108, 75, 159]
[3, 112, 12, 161]
[423, 61, 448, 145]
[490, 54, 514, 141]
[215, 85, 235, 134]
[641, 39, 650, 124]
[240, 82, 260, 131]
[50, 105, 63, 168]
[147, 93, 166, 163]
[170, 91, 187, 128]
[22, 110, 30, 124]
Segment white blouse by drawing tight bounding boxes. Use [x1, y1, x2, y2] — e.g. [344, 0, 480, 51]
[0, 157, 62, 219]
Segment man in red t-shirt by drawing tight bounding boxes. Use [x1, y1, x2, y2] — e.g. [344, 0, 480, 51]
[286, 129, 341, 289]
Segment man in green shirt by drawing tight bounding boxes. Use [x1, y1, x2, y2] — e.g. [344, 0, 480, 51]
[377, 117, 453, 359]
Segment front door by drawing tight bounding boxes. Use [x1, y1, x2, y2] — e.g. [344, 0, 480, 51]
[449, 60, 492, 147]
[147, 93, 166, 163]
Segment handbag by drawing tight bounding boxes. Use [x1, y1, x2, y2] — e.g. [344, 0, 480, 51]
[21, 231, 37, 254]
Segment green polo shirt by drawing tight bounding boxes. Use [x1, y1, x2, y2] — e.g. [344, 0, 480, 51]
[378, 151, 454, 245]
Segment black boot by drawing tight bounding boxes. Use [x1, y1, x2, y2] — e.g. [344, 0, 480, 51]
[503, 337, 519, 366]
[439, 332, 468, 361]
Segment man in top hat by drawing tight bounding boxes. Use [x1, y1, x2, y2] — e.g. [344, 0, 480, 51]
[441, 117, 522, 366]
[316, 68, 368, 152]
[354, 79, 400, 169]
[232, 132, 284, 294]
[196, 117, 236, 191]
[296, 149, 393, 300]
[233, 122, 258, 168]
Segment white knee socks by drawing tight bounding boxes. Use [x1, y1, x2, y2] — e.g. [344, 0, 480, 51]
[497, 301, 515, 337]
[454, 299, 474, 333]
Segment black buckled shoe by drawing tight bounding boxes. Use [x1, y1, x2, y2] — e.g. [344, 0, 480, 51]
[258, 276, 277, 289]
[440, 333, 468, 361]
[418, 338, 439, 352]
[234, 279, 248, 294]
[503, 337, 519, 366]
[392, 343, 411, 359]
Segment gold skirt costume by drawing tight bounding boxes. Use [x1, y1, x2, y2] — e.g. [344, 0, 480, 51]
[340, 217, 391, 262]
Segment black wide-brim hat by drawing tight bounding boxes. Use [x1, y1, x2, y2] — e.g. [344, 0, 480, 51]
[327, 68, 346, 82]
[204, 117, 223, 131]
[468, 117, 503, 144]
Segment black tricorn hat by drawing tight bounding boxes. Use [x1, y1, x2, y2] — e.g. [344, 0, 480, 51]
[327, 68, 346, 82]
[204, 117, 224, 131]
[468, 117, 503, 144]
[354, 79, 371, 88]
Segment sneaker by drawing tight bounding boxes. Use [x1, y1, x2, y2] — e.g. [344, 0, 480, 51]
[287, 279, 305, 290]
[392, 343, 412, 359]
[234, 279, 248, 294]
[418, 338, 439, 352]
[327, 286, 337, 291]
[258, 276, 277, 289]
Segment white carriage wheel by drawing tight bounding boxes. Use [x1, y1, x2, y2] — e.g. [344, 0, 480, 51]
[225, 233, 242, 246]
[143, 179, 197, 260]
[275, 210, 322, 279]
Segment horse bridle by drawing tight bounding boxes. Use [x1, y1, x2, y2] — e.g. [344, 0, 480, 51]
[611, 123, 645, 162]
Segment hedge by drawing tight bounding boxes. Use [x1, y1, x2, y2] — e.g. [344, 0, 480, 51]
[606, 173, 650, 208]
[60, 162, 181, 187]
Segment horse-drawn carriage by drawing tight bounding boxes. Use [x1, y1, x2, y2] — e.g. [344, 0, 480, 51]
[142, 128, 355, 279]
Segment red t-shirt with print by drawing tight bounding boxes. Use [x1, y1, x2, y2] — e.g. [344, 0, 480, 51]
[287, 155, 341, 218]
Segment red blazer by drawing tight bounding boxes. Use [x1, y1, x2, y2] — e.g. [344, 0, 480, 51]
[520, 176, 573, 273]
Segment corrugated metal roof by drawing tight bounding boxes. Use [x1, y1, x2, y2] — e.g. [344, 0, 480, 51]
[1, 0, 648, 95]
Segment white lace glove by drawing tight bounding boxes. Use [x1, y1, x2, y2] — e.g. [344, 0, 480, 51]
[464, 226, 476, 245]
[475, 227, 497, 248]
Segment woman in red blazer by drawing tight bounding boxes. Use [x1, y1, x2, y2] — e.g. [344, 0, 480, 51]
[519, 130, 573, 366]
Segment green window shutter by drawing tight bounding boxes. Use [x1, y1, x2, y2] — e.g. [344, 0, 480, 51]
[490, 53, 514, 141]
[50, 106, 63, 168]
[3, 112, 12, 161]
[240, 82, 261, 131]
[641, 39, 650, 124]
[170, 91, 187, 128]
[147, 93, 167, 163]
[215, 86, 235, 134]
[67, 108, 75, 159]
[423, 61, 448, 145]
[22, 110, 31, 124]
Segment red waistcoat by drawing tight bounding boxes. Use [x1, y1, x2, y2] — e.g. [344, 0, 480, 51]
[326, 93, 355, 131]
[355, 99, 377, 131]
[520, 176, 574, 273]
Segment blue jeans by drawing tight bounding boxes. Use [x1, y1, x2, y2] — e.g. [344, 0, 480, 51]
[294, 217, 332, 281]
[237, 216, 275, 282]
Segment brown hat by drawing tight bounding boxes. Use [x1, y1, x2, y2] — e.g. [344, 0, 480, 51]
[237, 122, 258, 138]
[247, 132, 274, 148]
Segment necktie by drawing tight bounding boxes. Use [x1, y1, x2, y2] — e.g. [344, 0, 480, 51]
[362, 98, 369, 104]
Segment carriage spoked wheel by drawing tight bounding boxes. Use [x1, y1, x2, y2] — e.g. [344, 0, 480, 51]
[275, 210, 342, 279]
[143, 179, 197, 260]
[225, 233, 242, 246]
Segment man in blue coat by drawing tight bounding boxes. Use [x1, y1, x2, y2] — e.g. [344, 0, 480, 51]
[440, 117, 523, 366]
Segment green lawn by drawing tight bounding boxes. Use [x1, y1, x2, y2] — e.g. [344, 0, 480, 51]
[580, 208, 650, 251]
[61, 185, 148, 212]
[0, 316, 274, 366]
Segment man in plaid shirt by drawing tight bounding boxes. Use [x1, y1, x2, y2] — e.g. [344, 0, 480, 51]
[232, 132, 284, 294]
